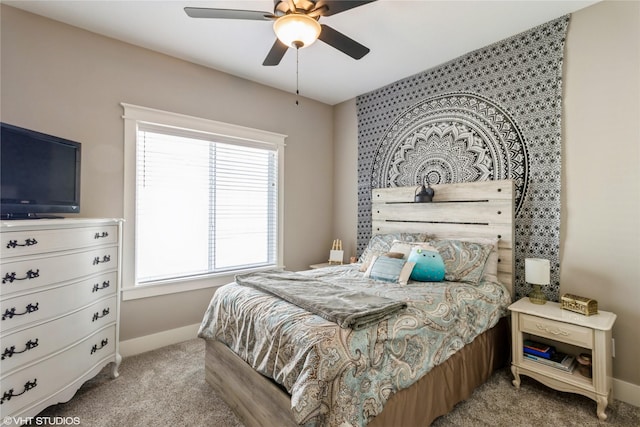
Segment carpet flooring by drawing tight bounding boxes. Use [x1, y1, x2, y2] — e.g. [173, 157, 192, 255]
[37, 338, 639, 426]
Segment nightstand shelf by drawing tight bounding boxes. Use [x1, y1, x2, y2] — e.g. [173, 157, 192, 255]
[508, 298, 616, 421]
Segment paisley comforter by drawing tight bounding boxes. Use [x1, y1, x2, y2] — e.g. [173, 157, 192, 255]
[198, 264, 511, 427]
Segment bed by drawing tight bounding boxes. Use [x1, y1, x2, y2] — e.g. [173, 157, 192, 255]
[198, 180, 515, 427]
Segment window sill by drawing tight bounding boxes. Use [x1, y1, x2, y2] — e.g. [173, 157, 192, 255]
[121, 265, 283, 300]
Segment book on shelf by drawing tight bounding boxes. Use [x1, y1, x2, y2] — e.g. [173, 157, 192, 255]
[523, 339, 555, 359]
[524, 351, 576, 373]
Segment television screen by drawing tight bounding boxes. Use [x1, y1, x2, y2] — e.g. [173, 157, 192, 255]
[1, 123, 81, 219]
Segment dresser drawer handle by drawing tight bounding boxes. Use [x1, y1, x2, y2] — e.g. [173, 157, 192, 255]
[535, 323, 570, 337]
[6, 238, 38, 249]
[93, 255, 111, 265]
[0, 379, 37, 405]
[94, 231, 109, 239]
[2, 269, 40, 284]
[92, 308, 110, 322]
[92, 280, 111, 293]
[2, 339, 39, 360]
[90, 338, 109, 354]
[2, 303, 39, 321]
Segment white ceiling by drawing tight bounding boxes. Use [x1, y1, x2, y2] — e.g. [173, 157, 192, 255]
[4, 0, 599, 105]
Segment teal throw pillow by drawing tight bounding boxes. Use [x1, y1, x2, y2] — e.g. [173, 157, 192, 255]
[407, 246, 446, 282]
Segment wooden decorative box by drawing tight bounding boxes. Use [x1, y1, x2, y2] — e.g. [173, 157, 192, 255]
[561, 293, 598, 316]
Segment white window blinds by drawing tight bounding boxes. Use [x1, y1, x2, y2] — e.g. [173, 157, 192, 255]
[135, 124, 278, 283]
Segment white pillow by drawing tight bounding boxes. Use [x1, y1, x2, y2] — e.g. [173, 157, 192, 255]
[358, 233, 430, 272]
[388, 240, 434, 259]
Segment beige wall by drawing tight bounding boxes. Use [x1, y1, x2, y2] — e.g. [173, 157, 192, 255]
[333, 0, 640, 388]
[562, 0, 639, 386]
[1, 5, 335, 340]
[332, 99, 359, 262]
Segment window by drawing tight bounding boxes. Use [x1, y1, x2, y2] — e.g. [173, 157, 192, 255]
[122, 104, 286, 299]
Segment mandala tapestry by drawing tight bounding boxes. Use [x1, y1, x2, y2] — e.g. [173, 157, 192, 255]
[356, 15, 570, 300]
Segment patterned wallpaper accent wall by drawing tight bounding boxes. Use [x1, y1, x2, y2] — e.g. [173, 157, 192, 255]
[356, 15, 570, 300]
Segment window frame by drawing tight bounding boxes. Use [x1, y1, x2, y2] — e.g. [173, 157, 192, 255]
[121, 103, 286, 300]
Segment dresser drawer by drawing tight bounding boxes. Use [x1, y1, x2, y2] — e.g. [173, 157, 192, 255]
[1, 295, 117, 373]
[0, 271, 117, 332]
[1, 246, 118, 297]
[520, 313, 593, 349]
[1, 225, 118, 259]
[0, 325, 116, 417]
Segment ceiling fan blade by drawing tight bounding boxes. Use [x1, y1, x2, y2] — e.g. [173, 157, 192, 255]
[263, 39, 289, 66]
[184, 7, 275, 21]
[318, 24, 370, 60]
[313, 1, 376, 17]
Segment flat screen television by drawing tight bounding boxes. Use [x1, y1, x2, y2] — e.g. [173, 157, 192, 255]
[1, 122, 81, 219]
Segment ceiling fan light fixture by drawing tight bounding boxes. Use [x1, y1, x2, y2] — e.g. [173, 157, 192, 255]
[273, 14, 321, 49]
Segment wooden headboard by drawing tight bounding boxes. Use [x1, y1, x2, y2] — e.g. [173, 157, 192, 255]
[371, 180, 515, 297]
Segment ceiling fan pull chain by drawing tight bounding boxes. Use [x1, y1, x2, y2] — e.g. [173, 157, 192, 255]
[296, 46, 300, 106]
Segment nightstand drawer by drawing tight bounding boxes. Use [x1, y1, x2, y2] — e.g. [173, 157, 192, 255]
[520, 313, 593, 348]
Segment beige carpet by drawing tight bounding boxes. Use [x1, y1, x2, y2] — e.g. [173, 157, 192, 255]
[38, 338, 639, 426]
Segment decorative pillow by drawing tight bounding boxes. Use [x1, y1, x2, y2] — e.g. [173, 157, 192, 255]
[451, 237, 499, 283]
[388, 240, 433, 259]
[358, 232, 430, 271]
[407, 245, 446, 282]
[428, 239, 493, 284]
[383, 251, 405, 259]
[364, 255, 415, 285]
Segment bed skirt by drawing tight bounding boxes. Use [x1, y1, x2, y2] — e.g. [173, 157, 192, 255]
[204, 316, 510, 427]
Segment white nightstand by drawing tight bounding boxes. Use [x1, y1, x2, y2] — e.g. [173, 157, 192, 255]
[508, 298, 616, 420]
[309, 262, 339, 269]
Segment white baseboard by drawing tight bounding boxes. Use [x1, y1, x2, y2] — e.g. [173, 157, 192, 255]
[119, 324, 639, 408]
[614, 378, 640, 407]
[119, 323, 201, 358]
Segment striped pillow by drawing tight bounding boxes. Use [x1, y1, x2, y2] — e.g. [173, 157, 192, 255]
[364, 255, 415, 285]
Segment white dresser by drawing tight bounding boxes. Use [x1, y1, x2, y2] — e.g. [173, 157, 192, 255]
[0, 218, 122, 424]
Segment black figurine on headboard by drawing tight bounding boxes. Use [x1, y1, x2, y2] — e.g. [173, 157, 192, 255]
[415, 177, 435, 203]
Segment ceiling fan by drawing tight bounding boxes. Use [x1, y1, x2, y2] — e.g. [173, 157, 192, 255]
[184, 0, 376, 66]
